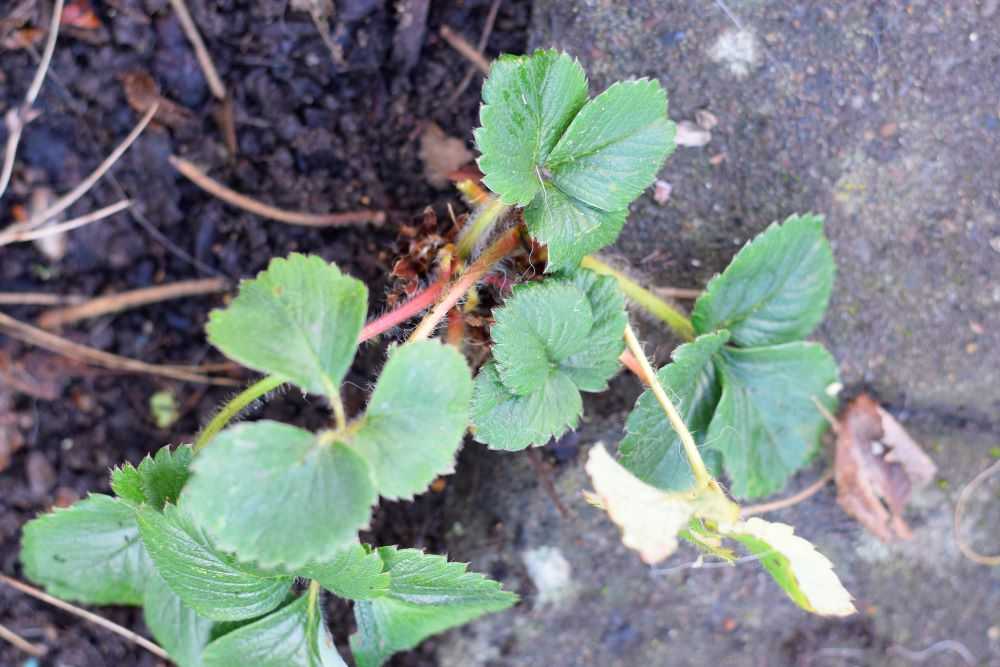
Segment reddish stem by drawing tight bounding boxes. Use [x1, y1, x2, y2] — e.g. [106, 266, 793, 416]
[359, 281, 444, 342]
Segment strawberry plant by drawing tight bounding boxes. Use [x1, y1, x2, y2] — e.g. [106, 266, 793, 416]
[18, 48, 854, 667]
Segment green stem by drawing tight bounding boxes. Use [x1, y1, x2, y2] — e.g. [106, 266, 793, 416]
[455, 195, 510, 260]
[194, 375, 284, 452]
[622, 322, 710, 488]
[581, 255, 695, 341]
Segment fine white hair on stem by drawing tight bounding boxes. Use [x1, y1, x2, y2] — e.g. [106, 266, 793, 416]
[0, 0, 65, 200]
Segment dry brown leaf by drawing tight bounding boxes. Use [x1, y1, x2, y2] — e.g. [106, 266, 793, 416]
[675, 120, 712, 147]
[834, 394, 938, 541]
[120, 71, 196, 130]
[61, 0, 103, 30]
[419, 122, 473, 189]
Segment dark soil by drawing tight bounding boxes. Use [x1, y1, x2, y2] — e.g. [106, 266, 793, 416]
[0, 1, 529, 664]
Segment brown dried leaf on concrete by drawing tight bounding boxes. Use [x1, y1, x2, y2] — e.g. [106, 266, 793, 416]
[419, 123, 474, 189]
[835, 394, 938, 541]
[119, 71, 196, 130]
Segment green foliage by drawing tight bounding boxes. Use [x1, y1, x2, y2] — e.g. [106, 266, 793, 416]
[350, 548, 518, 667]
[206, 253, 367, 398]
[201, 593, 347, 667]
[20, 494, 153, 605]
[182, 420, 378, 570]
[143, 572, 214, 667]
[476, 49, 675, 272]
[136, 504, 293, 621]
[472, 271, 626, 450]
[691, 214, 835, 347]
[350, 341, 472, 500]
[297, 544, 390, 600]
[112, 445, 194, 510]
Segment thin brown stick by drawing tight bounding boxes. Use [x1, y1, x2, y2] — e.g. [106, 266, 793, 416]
[0, 0, 64, 200]
[37, 277, 228, 329]
[439, 25, 490, 74]
[954, 459, 1000, 566]
[0, 292, 86, 306]
[652, 286, 702, 300]
[0, 311, 237, 385]
[167, 0, 226, 100]
[0, 622, 47, 658]
[741, 467, 835, 517]
[0, 200, 132, 246]
[526, 448, 570, 518]
[0, 574, 168, 660]
[169, 155, 386, 227]
[1, 105, 157, 238]
[445, 0, 501, 105]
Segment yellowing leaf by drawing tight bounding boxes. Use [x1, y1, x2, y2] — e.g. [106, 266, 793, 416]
[584, 444, 737, 564]
[723, 517, 855, 617]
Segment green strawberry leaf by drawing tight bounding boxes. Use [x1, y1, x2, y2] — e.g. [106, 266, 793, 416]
[475, 50, 675, 272]
[692, 214, 835, 347]
[545, 79, 676, 212]
[523, 184, 627, 273]
[350, 341, 472, 500]
[112, 445, 194, 509]
[492, 281, 593, 394]
[297, 543, 389, 601]
[471, 362, 581, 451]
[201, 592, 347, 667]
[206, 254, 367, 398]
[473, 272, 625, 450]
[350, 547, 517, 667]
[136, 504, 293, 621]
[143, 571, 215, 667]
[20, 494, 153, 605]
[707, 343, 839, 498]
[618, 331, 729, 491]
[722, 518, 855, 617]
[475, 50, 589, 205]
[181, 421, 377, 570]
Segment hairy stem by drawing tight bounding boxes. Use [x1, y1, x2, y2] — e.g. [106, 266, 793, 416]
[408, 227, 521, 343]
[622, 322, 710, 488]
[581, 255, 695, 341]
[455, 195, 509, 260]
[194, 375, 284, 451]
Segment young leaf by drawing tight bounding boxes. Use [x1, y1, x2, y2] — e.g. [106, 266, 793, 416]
[143, 572, 215, 667]
[545, 79, 676, 212]
[471, 362, 581, 451]
[618, 332, 728, 491]
[350, 341, 472, 500]
[113, 444, 194, 509]
[584, 444, 738, 564]
[475, 50, 676, 272]
[206, 254, 367, 397]
[20, 494, 153, 605]
[475, 50, 589, 205]
[722, 518, 855, 617]
[707, 343, 839, 499]
[136, 504, 293, 621]
[492, 281, 593, 394]
[182, 421, 378, 570]
[350, 547, 517, 667]
[297, 543, 389, 600]
[692, 214, 835, 347]
[202, 593, 347, 667]
[523, 185, 627, 273]
[472, 273, 625, 451]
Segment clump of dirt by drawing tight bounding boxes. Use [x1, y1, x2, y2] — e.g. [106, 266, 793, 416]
[0, 1, 529, 664]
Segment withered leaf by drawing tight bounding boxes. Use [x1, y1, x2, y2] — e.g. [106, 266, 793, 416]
[419, 123, 474, 189]
[119, 71, 196, 130]
[834, 394, 937, 541]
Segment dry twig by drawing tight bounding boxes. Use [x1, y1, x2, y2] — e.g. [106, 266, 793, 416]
[741, 468, 835, 517]
[0, 0, 64, 200]
[0, 311, 237, 385]
[166, 0, 226, 100]
[954, 458, 1000, 566]
[439, 25, 490, 74]
[0, 200, 132, 246]
[37, 277, 228, 328]
[0, 622, 47, 658]
[445, 0, 501, 105]
[169, 155, 386, 227]
[0, 292, 85, 306]
[0, 574, 168, 660]
[0, 105, 157, 240]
